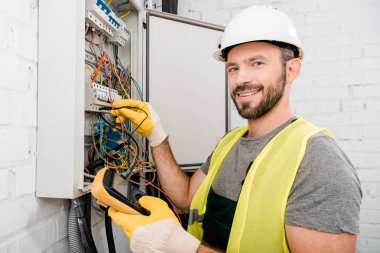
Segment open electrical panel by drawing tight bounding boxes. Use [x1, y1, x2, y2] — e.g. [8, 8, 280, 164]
[36, 0, 227, 199]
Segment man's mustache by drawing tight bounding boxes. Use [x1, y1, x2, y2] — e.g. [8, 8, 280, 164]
[233, 84, 264, 96]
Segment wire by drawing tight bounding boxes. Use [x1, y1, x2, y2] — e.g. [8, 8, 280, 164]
[110, 44, 130, 97]
[84, 172, 96, 179]
[112, 44, 143, 99]
[115, 1, 130, 14]
[129, 167, 156, 186]
[110, 44, 130, 98]
[90, 117, 178, 219]
[85, 64, 94, 73]
[85, 26, 168, 218]
[90, 120, 129, 170]
[92, 116, 143, 171]
[107, 0, 113, 6]
[92, 53, 105, 82]
[119, 10, 131, 19]
[111, 106, 148, 136]
[128, 169, 185, 223]
[98, 113, 116, 128]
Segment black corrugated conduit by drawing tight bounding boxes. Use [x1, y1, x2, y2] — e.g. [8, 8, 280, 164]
[68, 195, 98, 253]
[68, 199, 85, 253]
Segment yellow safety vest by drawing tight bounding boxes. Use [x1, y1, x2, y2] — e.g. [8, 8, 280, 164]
[188, 117, 331, 252]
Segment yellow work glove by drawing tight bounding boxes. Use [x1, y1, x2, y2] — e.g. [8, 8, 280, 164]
[110, 99, 167, 146]
[108, 196, 200, 253]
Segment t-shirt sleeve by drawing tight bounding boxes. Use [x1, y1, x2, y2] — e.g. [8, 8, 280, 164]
[285, 133, 363, 234]
[200, 153, 212, 175]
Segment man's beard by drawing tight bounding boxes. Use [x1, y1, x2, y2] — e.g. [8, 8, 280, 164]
[231, 68, 286, 120]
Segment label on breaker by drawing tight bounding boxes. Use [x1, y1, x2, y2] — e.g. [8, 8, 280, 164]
[85, 82, 122, 112]
[92, 83, 121, 102]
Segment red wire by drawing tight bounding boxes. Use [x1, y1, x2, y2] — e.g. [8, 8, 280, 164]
[92, 53, 105, 83]
[122, 145, 182, 223]
[95, 46, 180, 222]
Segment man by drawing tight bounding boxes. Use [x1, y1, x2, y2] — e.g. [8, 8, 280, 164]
[108, 5, 362, 253]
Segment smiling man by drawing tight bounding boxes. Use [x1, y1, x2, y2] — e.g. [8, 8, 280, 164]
[108, 5, 362, 253]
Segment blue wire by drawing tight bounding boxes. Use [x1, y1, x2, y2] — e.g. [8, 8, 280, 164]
[118, 62, 143, 100]
[112, 44, 143, 100]
[115, 1, 130, 15]
[98, 120, 104, 156]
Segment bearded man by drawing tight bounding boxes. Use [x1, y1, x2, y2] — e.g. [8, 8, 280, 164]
[107, 5, 362, 253]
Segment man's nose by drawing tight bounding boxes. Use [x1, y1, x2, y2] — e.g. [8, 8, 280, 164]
[235, 66, 252, 86]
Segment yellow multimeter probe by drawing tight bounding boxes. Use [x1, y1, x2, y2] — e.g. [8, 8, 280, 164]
[91, 167, 150, 215]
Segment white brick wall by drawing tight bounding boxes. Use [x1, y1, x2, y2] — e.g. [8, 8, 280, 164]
[178, 0, 380, 252]
[0, 0, 128, 253]
[0, 1, 70, 251]
[0, 1, 130, 252]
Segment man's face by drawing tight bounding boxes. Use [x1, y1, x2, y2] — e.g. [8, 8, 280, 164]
[227, 42, 287, 120]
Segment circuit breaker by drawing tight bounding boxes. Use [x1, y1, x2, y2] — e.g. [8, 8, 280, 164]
[37, 0, 144, 198]
[36, 0, 227, 199]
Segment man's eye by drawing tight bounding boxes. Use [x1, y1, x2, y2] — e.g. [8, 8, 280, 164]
[252, 61, 264, 66]
[227, 67, 238, 73]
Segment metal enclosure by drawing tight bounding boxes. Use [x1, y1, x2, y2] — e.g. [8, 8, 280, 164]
[36, 1, 227, 198]
[145, 11, 228, 169]
[37, 0, 87, 198]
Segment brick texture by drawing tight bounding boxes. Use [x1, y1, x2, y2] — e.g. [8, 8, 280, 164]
[0, 1, 129, 252]
[178, 0, 380, 251]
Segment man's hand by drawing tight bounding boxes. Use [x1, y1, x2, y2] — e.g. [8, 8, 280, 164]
[108, 196, 200, 253]
[110, 99, 167, 146]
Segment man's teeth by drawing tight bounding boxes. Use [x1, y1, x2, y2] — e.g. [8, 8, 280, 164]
[239, 91, 259, 97]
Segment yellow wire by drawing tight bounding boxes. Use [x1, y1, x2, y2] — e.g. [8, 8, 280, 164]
[107, 0, 113, 6]
[100, 73, 103, 85]
[126, 145, 138, 166]
[110, 44, 130, 98]
[119, 10, 131, 19]
[113, 65, 129, 98]
[90, 120, 129, 170]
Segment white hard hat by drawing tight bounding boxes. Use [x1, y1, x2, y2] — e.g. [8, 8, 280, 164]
[213, 5, 304, 61]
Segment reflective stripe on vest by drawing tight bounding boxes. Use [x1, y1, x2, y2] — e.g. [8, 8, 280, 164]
[188, 117, 332, 252]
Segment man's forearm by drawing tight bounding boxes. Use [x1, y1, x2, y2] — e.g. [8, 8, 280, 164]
[196, 243, 222, 253]
[151, 138, 192, 210]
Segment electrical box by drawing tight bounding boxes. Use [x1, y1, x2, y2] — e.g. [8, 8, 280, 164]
[36, 0, 227, 199]
[145, 12, 228, 169]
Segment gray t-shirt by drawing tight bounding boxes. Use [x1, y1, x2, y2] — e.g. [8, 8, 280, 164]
[200, 118, 362, 234]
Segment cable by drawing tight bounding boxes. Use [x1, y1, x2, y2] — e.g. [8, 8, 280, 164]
[104, 208, 116, 253]
[112, 44, 143, 99]
[84, 172, 96, 179]
[110, 106, 148, 136]
[72, 197, 98, 253]
[119, 10, 131, 19]
[128, 169, 187, 223]
[90, 118, 142, 171]
[98, 113, 141, 158]
[92, 53, 105, 82]
[115, 1, 130, 14]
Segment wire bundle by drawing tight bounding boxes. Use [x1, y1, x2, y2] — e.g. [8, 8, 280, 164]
[84, 13, 184, 223]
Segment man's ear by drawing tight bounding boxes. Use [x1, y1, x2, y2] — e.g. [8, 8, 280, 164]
[286, 58, 302, 85]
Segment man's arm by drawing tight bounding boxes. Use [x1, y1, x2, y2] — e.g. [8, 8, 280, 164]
[286, 225, 357, 253]
[196, 243, 222, 253]
[151, 138, 206, 211]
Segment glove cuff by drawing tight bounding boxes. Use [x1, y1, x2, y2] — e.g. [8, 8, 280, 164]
[147, 103, 167, 147]
[131, 219, 200, 253]
[166, 221, 201, 253]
